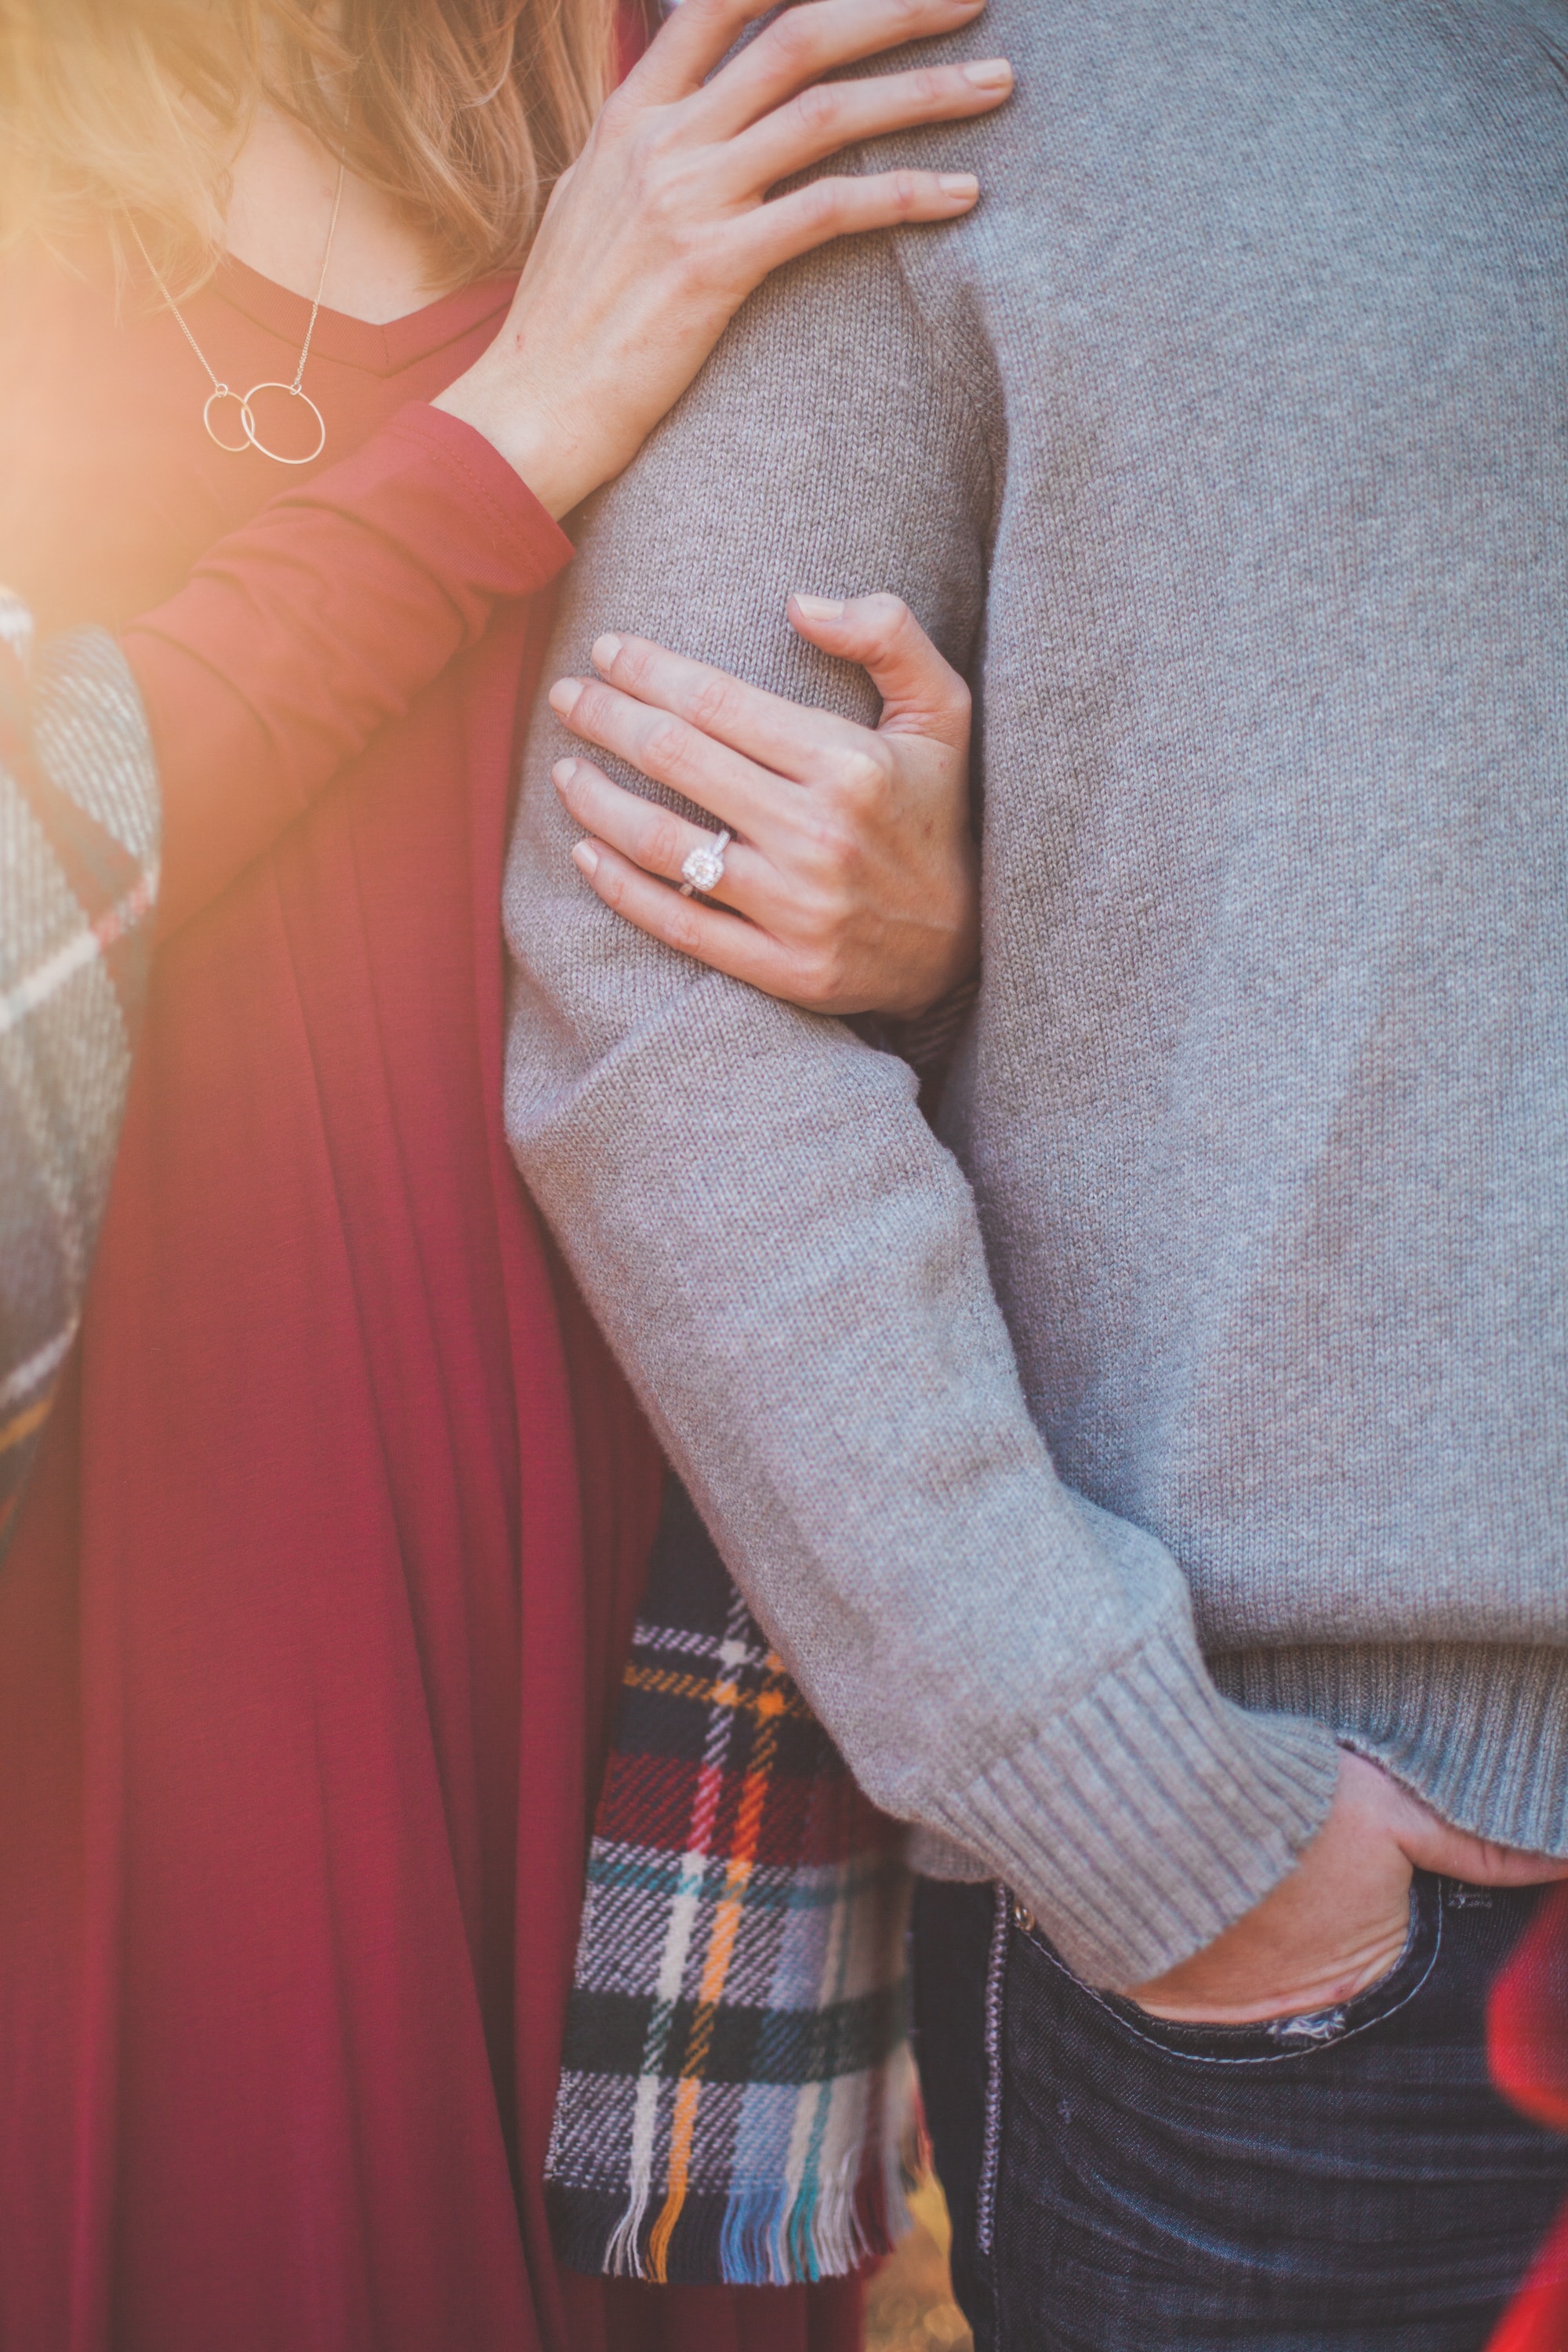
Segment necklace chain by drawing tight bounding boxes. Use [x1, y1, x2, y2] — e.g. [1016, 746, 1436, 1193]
[127, 118, 350, 467]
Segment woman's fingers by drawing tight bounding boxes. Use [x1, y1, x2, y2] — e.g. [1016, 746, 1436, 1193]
[575, 633, 869, 782]
[575, 635, 846, 777]
[570, 840, 810, 1002]
[549, 671, 782, 834]
[581, 601, 965, 775]
[726, 58, 1011, 191]
[788, 592, 971, 746]
[554, 757, 779, 920]
[735, 162, 982, 274]
[689, 0, 987, 141]
[623, 0, 775, 105]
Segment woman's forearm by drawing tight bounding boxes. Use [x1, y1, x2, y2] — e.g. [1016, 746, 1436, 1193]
[123, 407, 570, 937]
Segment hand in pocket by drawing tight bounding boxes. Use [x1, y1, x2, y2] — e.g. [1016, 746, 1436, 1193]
[1130, 1751, 1568, 2027]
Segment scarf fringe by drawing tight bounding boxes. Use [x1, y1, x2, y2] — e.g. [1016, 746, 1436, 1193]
[547, 1483, 921, 2288]
[554, 2050, 921, 2287]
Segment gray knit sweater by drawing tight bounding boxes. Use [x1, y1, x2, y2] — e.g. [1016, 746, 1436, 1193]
[503, 0, 1568, 1988]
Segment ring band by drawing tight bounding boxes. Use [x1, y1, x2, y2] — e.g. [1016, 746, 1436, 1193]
[679, 828, 732, 898]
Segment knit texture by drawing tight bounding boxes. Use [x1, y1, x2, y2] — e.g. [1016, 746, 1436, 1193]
[546, 1480, 916, 2286]
[505, 0, 1568, 1990]
[0, 591, 158, 1555]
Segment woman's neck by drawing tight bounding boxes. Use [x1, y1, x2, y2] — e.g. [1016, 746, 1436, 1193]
[223, 102, 441, 326]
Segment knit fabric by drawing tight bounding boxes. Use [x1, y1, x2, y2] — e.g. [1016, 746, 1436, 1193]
[504, 0, 1568, 1994]
[0, 591, 158, 1556]
[546, 1481, 916, 2286]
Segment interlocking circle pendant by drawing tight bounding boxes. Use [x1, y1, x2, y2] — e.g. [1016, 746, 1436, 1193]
[241, 382, 328, 466]
[202, 386, 252, 455]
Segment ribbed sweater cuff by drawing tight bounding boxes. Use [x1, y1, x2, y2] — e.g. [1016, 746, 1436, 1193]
[924, 1630, 1341, 1989]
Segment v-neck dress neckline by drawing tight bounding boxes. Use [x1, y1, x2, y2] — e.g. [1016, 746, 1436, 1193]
[211, 256, 517, 379]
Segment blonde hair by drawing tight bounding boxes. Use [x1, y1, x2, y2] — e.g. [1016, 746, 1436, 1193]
[0, 0, 615, 299]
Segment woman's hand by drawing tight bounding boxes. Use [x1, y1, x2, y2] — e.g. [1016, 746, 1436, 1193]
[547, 592, 979, 1019]
[435, 0, 1011, 516]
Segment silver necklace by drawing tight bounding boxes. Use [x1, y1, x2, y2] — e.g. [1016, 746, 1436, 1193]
[127, 134, 348, 467]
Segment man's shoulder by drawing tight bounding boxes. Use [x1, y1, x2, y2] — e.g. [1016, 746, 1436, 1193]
[884, 0, 1567, 222]
[976, 0, 1567, 112]
[881, 0, 1568, 365]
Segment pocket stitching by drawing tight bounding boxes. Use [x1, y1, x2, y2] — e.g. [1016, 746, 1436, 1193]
[1014, 1888, 1443, 2068]
[975, 1881, 1011, 2258]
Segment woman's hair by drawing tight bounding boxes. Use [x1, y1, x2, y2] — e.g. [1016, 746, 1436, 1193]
[0, 0, 615, 298]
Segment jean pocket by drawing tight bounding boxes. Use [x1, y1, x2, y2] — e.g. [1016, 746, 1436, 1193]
[1014, 1868, 1443, 2067]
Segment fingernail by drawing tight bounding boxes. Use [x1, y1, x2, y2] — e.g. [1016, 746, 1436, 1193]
[590, 633, 622, 672]
[552, 758, 579, 790]
[572, 840, 600, 879]
[791, 593, 847, 622]
[939, 173, 982, 200]
[962, 58, 1011, 89]
[549, 677, 583, 718]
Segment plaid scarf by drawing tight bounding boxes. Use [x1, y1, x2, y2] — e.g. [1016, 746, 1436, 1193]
[0, 590, 159, 1558]
[547, 1479, 920, 2288]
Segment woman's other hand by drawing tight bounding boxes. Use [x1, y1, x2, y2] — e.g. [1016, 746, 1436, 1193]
[546, 592, 979, 1019]
[435, 0, 1011, 515]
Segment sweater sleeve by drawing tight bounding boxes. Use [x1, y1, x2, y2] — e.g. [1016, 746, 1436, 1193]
[501, 232, 1340, 1991]
[122, 404, 573, 937]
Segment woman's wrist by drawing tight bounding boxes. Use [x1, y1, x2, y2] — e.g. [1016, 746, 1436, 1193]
[432, 364, 590, 521]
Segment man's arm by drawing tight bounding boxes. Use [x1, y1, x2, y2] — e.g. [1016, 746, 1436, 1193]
[503, 228, 1338, 1990]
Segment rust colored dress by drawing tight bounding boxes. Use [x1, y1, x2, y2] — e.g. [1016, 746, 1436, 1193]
[0, 246, 862, 2352]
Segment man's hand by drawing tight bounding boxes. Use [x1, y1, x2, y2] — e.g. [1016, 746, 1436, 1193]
[1130, 1751, 1568, 2026]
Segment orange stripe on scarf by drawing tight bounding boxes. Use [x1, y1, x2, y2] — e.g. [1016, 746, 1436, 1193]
[646, 1679, 789, 2278]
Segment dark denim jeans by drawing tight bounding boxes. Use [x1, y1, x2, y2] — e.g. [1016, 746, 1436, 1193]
[914, 1873, 1568, 2351]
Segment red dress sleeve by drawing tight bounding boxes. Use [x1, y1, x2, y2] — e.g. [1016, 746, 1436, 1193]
[122, 403, 573, 936]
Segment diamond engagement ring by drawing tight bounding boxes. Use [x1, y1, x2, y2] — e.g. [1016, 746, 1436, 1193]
[679, 828, 732, 898]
